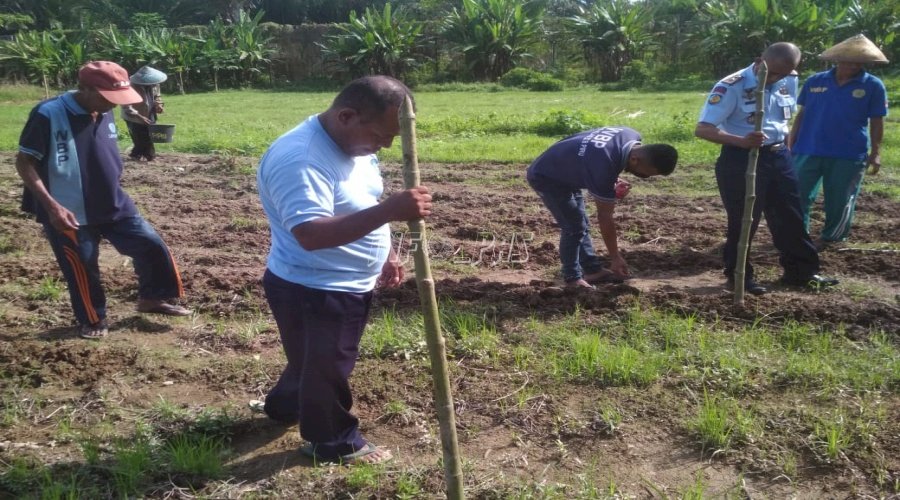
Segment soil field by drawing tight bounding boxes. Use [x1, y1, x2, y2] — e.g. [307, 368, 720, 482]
[1, 152, 898, 498]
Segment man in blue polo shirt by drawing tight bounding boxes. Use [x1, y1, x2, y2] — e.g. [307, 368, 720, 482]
[695, 42, 838, 294]
[15, 61, 191, 340]
[256, 76, 431, 465]
[526, 126, 678, 288]
[788, 35, 889, 249]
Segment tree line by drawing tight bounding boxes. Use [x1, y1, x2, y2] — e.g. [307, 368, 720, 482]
[1, 0, 897, 95]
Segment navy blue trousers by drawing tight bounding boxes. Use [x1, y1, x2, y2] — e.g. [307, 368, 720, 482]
[715, 145, 820, 282]
[43, 216, 184, 326]
[262, 269, 372, 460]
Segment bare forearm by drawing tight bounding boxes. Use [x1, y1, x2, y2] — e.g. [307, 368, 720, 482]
[596, 213, 619, 258]
[15, 153, 56, 211]
[292, 203, 391, 251]
[695, 122, 744, 147]
[788, 108, 804, 148]
[870, 117, 883, 152]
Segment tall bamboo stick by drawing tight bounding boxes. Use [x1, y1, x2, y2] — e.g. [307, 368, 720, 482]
[734, 61, 768, 306]
[399, 95, 465, 500]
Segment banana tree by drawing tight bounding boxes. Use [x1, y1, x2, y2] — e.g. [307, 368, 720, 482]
[0, 30, 65, 97]
[319, 3, 424, 79]
[442, 0, 545, 81]
[229, 9, 274, 86]
[568, 0, 658, 82]
[89, 26, 145, 72]
[840, 0, 900, 59]
[199, 40, 238, 92]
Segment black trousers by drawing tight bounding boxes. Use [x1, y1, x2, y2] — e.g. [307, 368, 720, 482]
[262, 269, 372, 460]
[126, 122, 156, 160]
[715, 145, 820, 282]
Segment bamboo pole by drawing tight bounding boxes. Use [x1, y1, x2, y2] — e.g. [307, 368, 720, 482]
[399, 95, 465, 500]
[734, 61, 768, 306]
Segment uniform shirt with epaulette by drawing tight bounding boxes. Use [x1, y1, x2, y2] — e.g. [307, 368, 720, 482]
[698, 63, 798, 145]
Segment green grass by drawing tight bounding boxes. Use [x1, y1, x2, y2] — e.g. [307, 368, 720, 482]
[3, 83, 897, 201]
[521, 301, 900, 397]
[111, 435, 154, 497]
[689, 392, 758, 451]
[26, 276, 64, 302]
[360, 307, 425, 359]
[165, 434, 227, 480]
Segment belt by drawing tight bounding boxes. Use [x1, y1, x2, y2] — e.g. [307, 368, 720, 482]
[760, 142, 786, 152]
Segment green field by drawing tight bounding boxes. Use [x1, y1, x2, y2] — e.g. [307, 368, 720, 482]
[1, 83, 899, 498]
[4, 83, 898, 200]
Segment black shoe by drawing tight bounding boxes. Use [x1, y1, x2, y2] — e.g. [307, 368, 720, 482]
[727, 279, 768, 296]
[780, 274, 839, 289]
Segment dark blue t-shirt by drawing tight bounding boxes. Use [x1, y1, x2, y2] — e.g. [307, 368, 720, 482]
[793, 68, 888, 161]
[527, 127, 641, 203]
[18, 92, 137, 225]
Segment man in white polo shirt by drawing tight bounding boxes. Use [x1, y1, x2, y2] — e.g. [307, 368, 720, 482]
[256, 76, 431, 465]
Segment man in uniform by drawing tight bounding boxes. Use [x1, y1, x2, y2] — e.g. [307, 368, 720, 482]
[695, 42, 838, 294]
[788, 35, 889, 249]
[527, 126, 678, 288]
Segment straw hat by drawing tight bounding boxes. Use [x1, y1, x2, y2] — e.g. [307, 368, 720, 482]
[819, 34, 889, 63]
[129, 65, 168, 85]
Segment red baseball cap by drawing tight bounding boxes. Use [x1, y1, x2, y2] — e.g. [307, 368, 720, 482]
[78, 61, 142, 105]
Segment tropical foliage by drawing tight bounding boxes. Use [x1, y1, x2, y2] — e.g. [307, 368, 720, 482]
[319, 3, 423, 79]
[441, 0, 545, 81]
[0, 9, 272, 93]
[568, 0, 658, 82]
[0, 0, 898, 90]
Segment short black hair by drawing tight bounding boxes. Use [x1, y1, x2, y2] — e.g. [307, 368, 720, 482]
[331, 75, 414, 121]
[642, 143, 678, 175]
[763, 42, 801, 66]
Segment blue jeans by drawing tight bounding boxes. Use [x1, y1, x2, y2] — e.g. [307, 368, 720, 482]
[528, 175, 605, 282]
[262, 269, 372, 460]
[43, 216, 184, 326]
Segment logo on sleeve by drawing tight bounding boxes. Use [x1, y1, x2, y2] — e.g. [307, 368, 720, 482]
[708, 94, 722, 104]
[852, 89, 866, 98]
[108, 122, 118, 139]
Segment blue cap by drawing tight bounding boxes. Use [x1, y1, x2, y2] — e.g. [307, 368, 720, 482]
[130, 65, 168, 85]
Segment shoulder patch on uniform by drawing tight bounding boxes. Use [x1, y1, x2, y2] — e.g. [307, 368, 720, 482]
[708, 94, 722, 105]
[722, 72, 744, 85]
[713, 85, 728, 95]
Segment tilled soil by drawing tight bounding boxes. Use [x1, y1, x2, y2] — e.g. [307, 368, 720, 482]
[0, 152, 898, 497]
